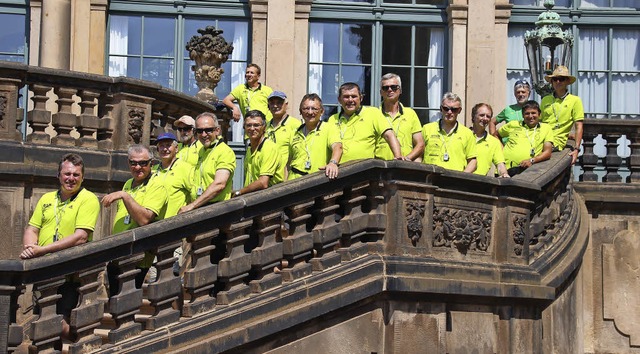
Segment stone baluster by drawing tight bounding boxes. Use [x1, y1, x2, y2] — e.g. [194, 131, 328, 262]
[75, 90, 100, 148]
[281, 201, 315, 282]
[27, 84, 53, 144]
[627, 131, 640, 183]
[249, 212, 283, 293]
[310, 191, 344, 271]
[216, 221, 252, 305]
[0, 284, 24, 353]
[151, 110, 165, 144]
[144, 240, 182, 331]
[580, 128, 599, 182]
[336, 182, 371, 261]
[97, 93, 115, 150]
[183, 229, 220, 317]
[30, 277, 66, 353]
[364, 181, 387, 241]
[67, 265, 105, 354]
[51, 87, 78, 146]
[105, 254, 144, 344]
[0, 77, 22, 141]
[602, 132, 623, 182]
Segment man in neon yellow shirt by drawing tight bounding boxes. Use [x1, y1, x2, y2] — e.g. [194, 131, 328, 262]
[222, 63, 273, 122]
[422, 92, 477, 172]
[498, 101, 554, 176]
[327, 82, 403, 163]
[179, 112, 236, 213]
[102, 145, 168, 291]
[375, 73, 424, 161]
[266, 91, 302, 179]
[174, 115, 202, 167]
[21, 153, 100, 341]
[540, 66, 584, 164]
[489, 79, 531, 144]
[289, 93, 342, 180]
[470, 103, 509, 178]
[233, 110, 283, 197]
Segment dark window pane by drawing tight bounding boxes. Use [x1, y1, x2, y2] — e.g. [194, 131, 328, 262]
[218, 20, 249, 61]
[310, 64, 340, 104]
[142, 58, 175, 88]
[342, 24, 372, 64]
[381, 66, 412, 106]
[126, 57, 141, 78]
[382, 25, 412, 65]
[342, 65, 371, 105]
[183, 61, 198, 97]
[0, 13, 26, 54]
[143, 17, 175, 56]
[310, 22, 340, 63]
[184, 18, 213, 57]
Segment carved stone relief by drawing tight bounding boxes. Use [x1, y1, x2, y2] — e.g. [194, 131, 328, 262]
[405, 199, 426, 244]
[127, 108, 145, 144]
[432, 206, 491, 254]
[0, 93, 6, 129]
[512, 215, 527, 256]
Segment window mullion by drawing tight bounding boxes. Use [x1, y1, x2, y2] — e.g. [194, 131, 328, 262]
[175, 14, 183, 91]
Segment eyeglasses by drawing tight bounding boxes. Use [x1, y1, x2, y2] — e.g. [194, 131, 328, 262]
[245, 123, 263, 129]
[129, 159, 151, 167]
[196, 127, 216, 134]
[176, 127, 193, 132]
[301, 107, 321, 112]
[381, 85, 400, 92]
[514, 79, 530, 87]
[552, 77, 568, 82]
[441, 105, 462, 113]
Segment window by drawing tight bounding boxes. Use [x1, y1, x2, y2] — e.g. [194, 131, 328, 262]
[107, 1, 250, 98]
[0, 2, 28, 63]
[309, 0, 446, 123]
[510, 0, 638, 9]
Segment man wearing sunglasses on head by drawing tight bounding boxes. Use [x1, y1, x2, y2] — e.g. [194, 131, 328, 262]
[102, 144, 169, 290]
[179, 112, 236, 213]
[489, 79, 531, 144]
[422, 92, 477, 173]
[540, 66, 584, 165]
[374, 73, 425, 161]
[174, 115, 202, 167]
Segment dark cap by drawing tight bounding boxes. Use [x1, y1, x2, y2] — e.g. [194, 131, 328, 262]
[268, 91, 287, 100]
[155, 132, 178, 143]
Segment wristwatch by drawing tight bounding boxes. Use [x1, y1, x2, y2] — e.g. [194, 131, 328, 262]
[234, 190, 241, 197]
[530, 158, 535, 164]
[329, 159, 339, 165]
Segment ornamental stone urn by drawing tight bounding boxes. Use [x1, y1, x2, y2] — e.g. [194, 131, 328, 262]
[186, 26, 234, 104]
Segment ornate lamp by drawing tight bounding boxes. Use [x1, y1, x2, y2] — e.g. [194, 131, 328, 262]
[524, 0, 574, 97]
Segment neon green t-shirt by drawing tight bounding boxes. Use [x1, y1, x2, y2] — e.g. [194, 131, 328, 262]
[230, 83, 273, 122]
[28, 188, 100, 246]
[540, 93, 584, 150]
[422, 120, 477, 172]
[150, 158, 194, 218]
[112, 178, 168, 234]
[177, 140, 203, 167]
[327, 106, 393, 162]
[374, 104, 422, 160]
[495, 104, 524, 144]
[244, 138, 284, 187]
[499, 121, 554, 168]
[192, 139, 236, 203]
[288, 121, 341, 180]
[266, 115, 302, 174]
[474, 132, 506, 176]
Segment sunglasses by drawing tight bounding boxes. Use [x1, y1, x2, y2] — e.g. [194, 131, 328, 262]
[129, 159, 151, 167]
[245, 123, 263, 129]
[176, 127, 193, 132]
[552, 77, 568, 82]
[515, 79, 530, 87]
[381, 85, 400, 92]
[441, 105, 462, 113]
[195, 127, 216, 134]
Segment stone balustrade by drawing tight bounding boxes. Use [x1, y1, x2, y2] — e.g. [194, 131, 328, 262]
[0, 60, 231, 150]
[0, 150, 587, 353]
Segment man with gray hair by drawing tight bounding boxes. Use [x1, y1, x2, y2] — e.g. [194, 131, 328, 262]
[375, 73, 424, 161]
[421, 92, 477, 172]
[489, 79, 531, 143]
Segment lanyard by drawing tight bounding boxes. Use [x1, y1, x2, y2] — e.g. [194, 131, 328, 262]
[551, 92, 568, 129]
[53, 193, 71, 242]
[199, 139, 222, 189]
[438, 121, 458, 155]
[153, 158, 178, 182]
[525, 124, 538, 156]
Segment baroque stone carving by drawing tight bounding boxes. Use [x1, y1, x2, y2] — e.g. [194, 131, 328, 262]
[186, 26, 234, 103]
[0, 93, 6, 128]
[432, 206, 491, 254]
[405, 199, 426, 243]
[512, 215, 527, 256]
[128, 108, 145, 144]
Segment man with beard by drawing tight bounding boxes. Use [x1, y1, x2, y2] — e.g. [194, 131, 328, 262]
[470, 103, 510, 178]
[174, 115, 201, 167]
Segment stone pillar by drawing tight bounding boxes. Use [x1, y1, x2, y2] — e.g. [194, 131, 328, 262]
[466, 0, 497, 118]
[293, 1, 312, 110]
[249, 0, 268, 82]
[40, 0, 72, 70]
[70, 0, 91, 72]
[494, 0, 513, 114]
[29, 1, 42, 66]
[265, 0, 295, 96]
[89, 0, 108, 74]
[447, 0, 469, 125]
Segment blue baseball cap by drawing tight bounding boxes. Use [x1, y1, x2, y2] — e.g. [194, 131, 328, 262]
[268, 91, 287, 100]
[156, 132, 178, 143]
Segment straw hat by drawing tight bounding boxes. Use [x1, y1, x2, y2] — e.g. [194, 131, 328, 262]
[544, 65, 576, 85]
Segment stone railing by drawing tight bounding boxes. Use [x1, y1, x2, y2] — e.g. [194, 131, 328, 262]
[0, 60, 232, 150]
[0, 149, 587, 353]
[580, 117, 640, 183]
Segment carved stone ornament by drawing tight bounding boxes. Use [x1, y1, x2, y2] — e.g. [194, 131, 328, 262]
[127, 108, 145, 144]
[512, 215, 527, 256]
[185, 26, 234, 104]
[432, 206, 491, 254]
[405, 199, 426, 243]
[0, 93, 6, 129]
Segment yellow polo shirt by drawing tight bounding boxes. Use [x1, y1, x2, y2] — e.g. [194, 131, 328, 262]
[244, 138, 284, 187]
[266, 114, 302, 172]
[150, 158, 194, 218]
[499, 121, 554, 168]
[288, 121, 341, 180]
[375, 104, 422, 160]
[540, 93, 584, 150]
[327, 106, 393, 162]
[192, 139, 236, 203]
[422, 120, 477, 171]
[230, 83, 273, 121]
[177, 140, 203, 167]
[474, 132, 506, 176]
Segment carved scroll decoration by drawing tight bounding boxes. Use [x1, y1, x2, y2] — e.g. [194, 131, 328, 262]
[432, 206, 491, 254]
[128, 108, 145, 144]
[0, 93, 6, 129]
[512, 215, 527, 256]
[405, 199, 426, 243]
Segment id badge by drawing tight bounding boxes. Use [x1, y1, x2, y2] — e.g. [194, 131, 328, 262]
[443, 153, 450, 162]
[305, 161, 311, 170]
[530, 148, 535, 157]
[124, 215, 131, 225]
[197, 187, 204, 196]
[555, 124, 559, 129]
[53, 230, 59, 242]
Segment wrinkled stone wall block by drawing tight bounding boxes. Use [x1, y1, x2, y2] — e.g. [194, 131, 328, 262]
[75, 90, 100, 148]
[30, 277, 66, 352]
[183, 229, 220, 317]
[337, 182, 371, 262]
[282, 201, 315, 282]
[144, 240, 182, 331]
[67, 265, 105, 354]
[105, 254, 144, 344]
[51, 87, 78, 146]
[0, 284, 24, 353]
[216, 221, 252, 305]
[249, 212, 283, 293]
[0, 78, 23, 141]
[26, 84, 53, 144]
[310, 191, 344, 271]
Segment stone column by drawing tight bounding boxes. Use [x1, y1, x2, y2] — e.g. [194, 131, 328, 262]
[494, 0, 513, 114]
[40, 0, 72, 70]
[29, 1, 42, 66]
[265, 0, 295, 95]
[293, 1, 312, 109]
[249, 0, 268, 82]
[447, 0, 469, 125]
[466, 0, 497, 117]
[70, 0, 91, 72]
[89, 0, 108, 74]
